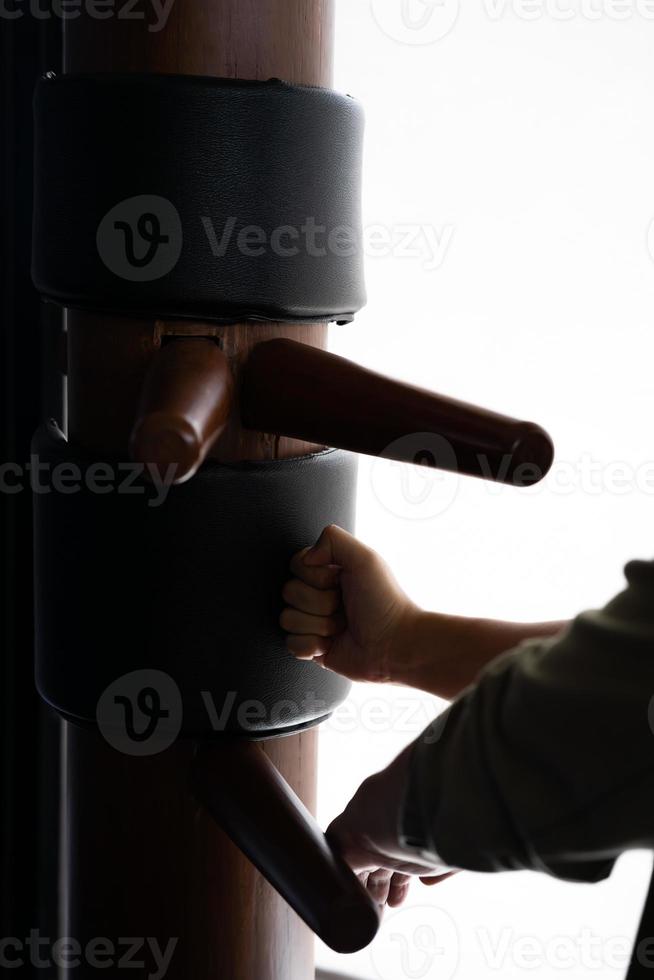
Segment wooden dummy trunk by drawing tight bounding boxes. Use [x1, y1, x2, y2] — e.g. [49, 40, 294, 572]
[61, 3, 337, 978]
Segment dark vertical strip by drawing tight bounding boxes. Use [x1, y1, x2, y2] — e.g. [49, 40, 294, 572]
[0, 8, 62, 971]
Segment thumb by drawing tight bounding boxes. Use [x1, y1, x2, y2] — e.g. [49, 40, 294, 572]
[303, 524, 368, 570]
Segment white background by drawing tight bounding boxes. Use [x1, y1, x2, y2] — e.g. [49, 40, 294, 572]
[317, 1, 654, 977]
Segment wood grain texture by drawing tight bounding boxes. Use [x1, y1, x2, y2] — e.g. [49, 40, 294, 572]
[60, 3, 336, 977]
[63, 729, 319, 980]
[63, 0, 335, 84]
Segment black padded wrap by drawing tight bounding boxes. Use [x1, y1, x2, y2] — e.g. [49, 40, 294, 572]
[33, 423, 356, 738]
[32, 73, 365, 324]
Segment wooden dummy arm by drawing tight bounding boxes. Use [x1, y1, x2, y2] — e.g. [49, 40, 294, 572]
[241, 340, 554, 486]
[130, 336, 554, 486]
[192, 741, 380, 954]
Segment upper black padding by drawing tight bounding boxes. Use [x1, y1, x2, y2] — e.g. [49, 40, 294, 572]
[32, 73, 365, 324]
[33, 422, 357, 738]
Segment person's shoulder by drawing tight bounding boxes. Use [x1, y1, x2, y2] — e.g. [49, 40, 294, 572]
[623, 558, 654, 587]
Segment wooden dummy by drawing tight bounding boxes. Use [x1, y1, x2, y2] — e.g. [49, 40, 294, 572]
[47, 4, 553, 978]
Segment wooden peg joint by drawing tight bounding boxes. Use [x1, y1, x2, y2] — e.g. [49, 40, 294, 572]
[130, 337, 233, 484]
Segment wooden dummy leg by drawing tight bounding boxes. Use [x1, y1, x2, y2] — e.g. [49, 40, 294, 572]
[63, 729, 320, 979]
[59, 3, 336, 978]
[192, 742, 379, 955]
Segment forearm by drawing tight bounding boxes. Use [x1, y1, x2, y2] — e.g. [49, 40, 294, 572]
[391, 610, 568, 699]
[403, 567, 654, 877]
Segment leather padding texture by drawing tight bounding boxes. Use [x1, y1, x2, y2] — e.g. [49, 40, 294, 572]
[32, 73, 365, 324]
[33, 423, 356, 737]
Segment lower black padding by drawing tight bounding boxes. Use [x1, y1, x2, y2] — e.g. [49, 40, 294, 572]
[33, 423, 356, 738]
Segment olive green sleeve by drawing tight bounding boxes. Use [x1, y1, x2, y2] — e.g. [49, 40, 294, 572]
[402, 560, 654, 881]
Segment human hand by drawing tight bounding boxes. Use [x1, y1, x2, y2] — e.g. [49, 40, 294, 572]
[326, 745, 455, 907]
[280, 524, 417, 683]
[281, 524, 569, 698]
